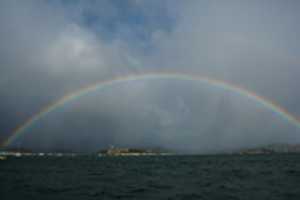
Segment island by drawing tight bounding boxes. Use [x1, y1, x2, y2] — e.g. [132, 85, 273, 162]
[235, 144, 300, 155]
[98, 146, 173, 156]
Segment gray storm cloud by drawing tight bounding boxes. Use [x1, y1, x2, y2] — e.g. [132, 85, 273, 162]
[0, 0, 300, 153]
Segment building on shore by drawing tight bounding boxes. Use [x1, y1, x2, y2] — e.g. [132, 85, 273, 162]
[98, 146, 171, 156]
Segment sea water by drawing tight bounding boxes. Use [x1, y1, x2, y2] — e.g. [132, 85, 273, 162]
[1, 154, 300, 200]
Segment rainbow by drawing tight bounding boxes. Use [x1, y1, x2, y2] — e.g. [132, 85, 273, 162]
[2, 72, 300, 147]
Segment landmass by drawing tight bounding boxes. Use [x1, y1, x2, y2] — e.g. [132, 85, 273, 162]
[235, 144, 300, 155]
[1, 143, 300, 159]
[98, 146, 173, 156]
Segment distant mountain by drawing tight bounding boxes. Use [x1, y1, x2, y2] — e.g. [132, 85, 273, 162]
[236, 144, 300, 155]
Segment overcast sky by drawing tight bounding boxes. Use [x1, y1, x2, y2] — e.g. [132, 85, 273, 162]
[1, 0, 300, 153]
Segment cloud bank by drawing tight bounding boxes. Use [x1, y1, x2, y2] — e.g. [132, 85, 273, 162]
[1, 0, 300, 153]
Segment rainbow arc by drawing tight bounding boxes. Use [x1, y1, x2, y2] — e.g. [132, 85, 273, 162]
[2, 72, 300, 147]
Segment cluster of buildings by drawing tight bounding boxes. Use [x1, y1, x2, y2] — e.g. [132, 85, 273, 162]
[98, 146, 170, 156]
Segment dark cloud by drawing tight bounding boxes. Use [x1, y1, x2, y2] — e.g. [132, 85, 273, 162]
[1, 0, 300, 153]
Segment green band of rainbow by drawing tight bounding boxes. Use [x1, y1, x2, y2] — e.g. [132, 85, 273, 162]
[2, 72, 300, 147]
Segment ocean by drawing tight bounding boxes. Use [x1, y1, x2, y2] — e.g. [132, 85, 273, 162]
[1, 154, 300, 200]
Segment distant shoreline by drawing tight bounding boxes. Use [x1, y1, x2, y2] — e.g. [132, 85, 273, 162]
[1, 144, 300, 157]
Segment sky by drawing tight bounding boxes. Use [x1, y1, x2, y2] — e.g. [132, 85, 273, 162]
[0, 0, 300, 153]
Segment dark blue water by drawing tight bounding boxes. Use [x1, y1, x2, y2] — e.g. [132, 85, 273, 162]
[1, 154, 300, 200]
